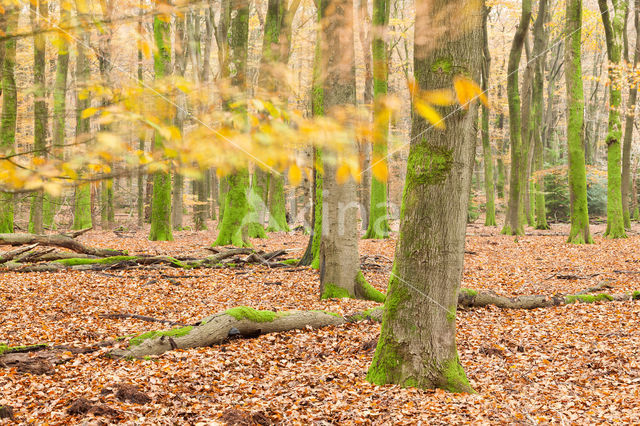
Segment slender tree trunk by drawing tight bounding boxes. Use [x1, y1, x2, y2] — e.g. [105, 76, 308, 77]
[357, 0, 373, 232]
[149, 8, 174, 241]
[622, 0, 640, 229]
[0, 8, 18, 233]
[367, 0, 481, 392]
[318, 0, 384, 303]
[502, 0, 532, 236]
[267, 175, 290, 232]
[364, 0, 392, 238]
[566, 0, 592, 243]
[480, 5, 495, 226]
[136, 1, 145, 229]
[247, 169, 268, 237]
[495, 85, 506, 199]
[29, 0, 48, 234]
[172, 14, 187, 231]
[72, 1, 92, 231]
[598, 0, 628, 238]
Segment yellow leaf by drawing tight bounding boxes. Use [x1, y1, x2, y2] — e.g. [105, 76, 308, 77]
[288, 164, 302, 186]
[422, 89, 455, 107]
[453, 75, 488, 109]
[407, 76, 419, 97]
[372, 158, 389, 182]
[336, 164, 351, 184]
[414, 99, 445, 129]
[80, 107, 98, 119]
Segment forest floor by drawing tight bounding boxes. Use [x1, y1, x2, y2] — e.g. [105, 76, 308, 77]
[1, 220, 639, 424]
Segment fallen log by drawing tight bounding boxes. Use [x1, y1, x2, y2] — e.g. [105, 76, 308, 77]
[0, 230, 123, 257]
[0, 244, 38, 264]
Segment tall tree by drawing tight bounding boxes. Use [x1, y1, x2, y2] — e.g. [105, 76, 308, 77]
[480, 4, 496, 226]
[622, 0, 640, 228]
[149, 5, 174, 241]
[531, 0, 549, 229]
[566, 0, 592, 243]
[72, 0, 93, 231]
[502, 0, 532, 236]
[367, 0, 481, 391]
[136, 0, 145, 228]
[44, 3, 71, 230]
[172, 12, 188, 231]
[0, 6, 18, 233]
[317, 0, 384, 302]
[98, 0, 115, 230]
[363, 0, 392, 238]
[213, 0, 252, 247]
[29, 0, 48, 234]
[598, 0, 628, 238]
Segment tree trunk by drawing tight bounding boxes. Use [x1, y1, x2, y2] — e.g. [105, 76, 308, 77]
[136, 3, 145, 229]
[364, 0, 392, 238]
[481, 5, 495, 226]
[247, 169, 268, 237]
[622, 0, 640, 229]
[213, 0, 251, 247]
[0, 7, 18, 233]
[172, 15, 187, 231]
[357, 0, 373, 232]
[72, 1, 93, 231]
[29, 0, 48, 235]
[149, 11, 174, 241]
[267, 175, 290, 232]
[598, 0, 628, 239]
[318, 0, 384, 303]
[367, 0, 481, 392]
[502, 0, 532, 236]
[566, 0, 592, 243]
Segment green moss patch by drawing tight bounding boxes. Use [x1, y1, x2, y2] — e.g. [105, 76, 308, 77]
[459, 288, 478, 297]
[280, 258, 300, 266]
[128, 326, 193, 347]
[55, 255, 137, 266]
[632, 291, 640, 300]
[321, 283, 353, 299]
[565, 293, 613, 304]
[0, 343, 48, 355]
[224, 306, 286, 322]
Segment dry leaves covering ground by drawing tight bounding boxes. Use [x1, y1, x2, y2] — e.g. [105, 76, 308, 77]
[0, 221, 639, 424]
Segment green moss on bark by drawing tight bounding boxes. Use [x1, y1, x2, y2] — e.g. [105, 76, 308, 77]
[128, 326, 193, 347]
[440, 356, 474, 393]
[356, 271, 386, 303]
[565, 293, 613, 304]
[224, 306, 284, 322]
[72, 184, 92, 231]
[213, 170, 251, 247]
[321, 283, 353, 299]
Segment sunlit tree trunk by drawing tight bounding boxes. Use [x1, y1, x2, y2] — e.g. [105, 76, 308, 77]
[0, 8, 18, 233]
[598, 0, 628, 239]
[566, 0, 592, 244]
[502, 0, 531, 236]
[357, 0, 372, 232]
[29, 0, 48, 234]
[136, 1, 145, 228]
[367, 0, 481, 391]
[213, 0, 251, 247]
[149, 10, 173, 241]
[622, 0, 640, 229]
[172, 14, 187, 231]
[480, 5, 495, 226]
[72, 1, 93, 231]
[363, 0, 391, 238]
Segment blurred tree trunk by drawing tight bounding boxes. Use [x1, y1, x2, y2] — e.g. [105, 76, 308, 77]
[99, 0, 115, 230]
[481, 5, 495, 226]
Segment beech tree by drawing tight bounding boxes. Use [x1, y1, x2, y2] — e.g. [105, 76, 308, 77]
[566, 0, 592, 244]
[598, 0, 628, 239]
[148, 6, 173, 241]
[502, 0, 531, 236]
[0, 6, 18, 233]
[317, 0, 384, 302]
[480, 5, 496, 227]
[367, 0, 481, 391]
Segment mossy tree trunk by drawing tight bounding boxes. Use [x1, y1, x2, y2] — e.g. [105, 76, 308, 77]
[363, 0, 392, 238]
[530, 0, 549, 230]
[149, 11, 173, 241]
[72, 2, 92, 231]
[98, 0, 115, 230]
[136, 1, 145, 229]
[172, 14, 187, 231]
[213, 0, 251, 247]
[502, 0, 532, 236]
[318, 0, 384, 303]
[299, 11, 324, 269]
[495, 85, 506, 200]
[367, 0, 481, 392]
[247, 169, 268, 237]
[622, 0, 640, 229]
[0, 7, 18, 233]
[480, 5, 496, 226]
[29, 0, 48, 235]
[267, 175, 290, 232]
[598, 0, 628, 239]
[565, 0, 592, 244]
[44, 5, 70, 230]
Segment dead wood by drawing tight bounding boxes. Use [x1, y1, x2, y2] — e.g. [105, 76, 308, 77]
[0, 230, 123, 257]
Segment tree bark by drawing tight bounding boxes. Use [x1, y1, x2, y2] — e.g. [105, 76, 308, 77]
[566, 0, 592, 243]
[598, 0, 628, 239]
[367, 0, 481, 392]
[0, 230, 123, 257]
[502, 0, 532, 236]
[481, 5, 496, 226]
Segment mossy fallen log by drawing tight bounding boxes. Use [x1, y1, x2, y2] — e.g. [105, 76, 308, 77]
[0, 229, 123, 257]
